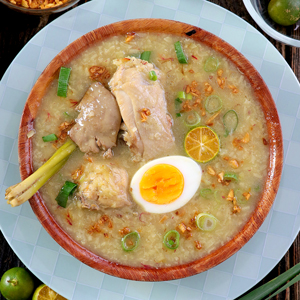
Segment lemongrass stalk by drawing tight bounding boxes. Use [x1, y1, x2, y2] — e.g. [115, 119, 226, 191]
[5, 139, 77, 206]
[238, 262, 300, 300]
[266, 273, 300, 300]
[6, 139, 76, 200]
[6, 140, 71, 199]
[8, 158, 68, 207]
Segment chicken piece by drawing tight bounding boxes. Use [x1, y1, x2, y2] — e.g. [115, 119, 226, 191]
[77, 162, 131, 210]
[69, 82, 121, 154]
[109, 57, 175, 161]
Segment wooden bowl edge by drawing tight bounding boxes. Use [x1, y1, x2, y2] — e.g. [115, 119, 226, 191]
[18, 18, 283, 281]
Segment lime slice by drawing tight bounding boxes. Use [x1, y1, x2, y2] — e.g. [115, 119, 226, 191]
[32, 284, 67, 300]
[184, 126, 220, 163]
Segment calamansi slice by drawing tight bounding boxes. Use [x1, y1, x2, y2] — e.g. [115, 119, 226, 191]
[32, 284, 67, 300]
[184, 126, 220, 163]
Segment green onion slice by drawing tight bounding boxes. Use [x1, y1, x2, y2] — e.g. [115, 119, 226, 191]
[177, 91, 186, 99]
[224, 172, 238, 181]
[149, 70, 157, 81]
[254, 185, 260, 192]
[204, 56, 219, 72]
[186, 93, 192, 100]
[42, 133, 58, 142]
[200, 188, 213, 199]
[223, 109, 238, 137]
[55, 181, 78, 208]
[184, 111, 201, 127]
[175, 98, 182, 111]
[214, 190, 222, 203]
[121, 231, 140, 252]
[176, 113, 182, 118]
[129, 53, 141, 58]
[140, 51, 151, 62]
[174, 41, 188, 64]
[175, 97, 183, 107]
[235, 189, 248, 205]
[177, 91, 192, 100]
[196, 213, 219, 231]
[205, 95, 223, 113]
[163, 230, 180, 249]
[57, 67, 71, 98]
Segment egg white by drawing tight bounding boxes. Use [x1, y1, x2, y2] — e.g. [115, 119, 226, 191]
[130, 156, 202, 213]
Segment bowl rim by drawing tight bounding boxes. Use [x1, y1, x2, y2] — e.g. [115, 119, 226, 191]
[243, 0, 300, 47]
[0, 0, 79, 14]
[18, 18, 283, 281]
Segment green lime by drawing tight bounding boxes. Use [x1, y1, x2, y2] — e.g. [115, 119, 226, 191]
[0, 267, 34, 300]
[268, 0, 300, 26]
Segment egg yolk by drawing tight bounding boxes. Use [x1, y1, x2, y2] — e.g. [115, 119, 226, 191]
[139, 164, 184, 204]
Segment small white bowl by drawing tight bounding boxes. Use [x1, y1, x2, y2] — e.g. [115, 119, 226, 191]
[243, 0, 300, 47]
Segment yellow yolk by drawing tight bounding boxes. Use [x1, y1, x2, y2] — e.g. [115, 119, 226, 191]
[139, 164, 184, 205]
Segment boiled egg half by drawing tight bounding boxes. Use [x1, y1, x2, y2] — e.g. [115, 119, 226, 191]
[130, 156, 202, 213]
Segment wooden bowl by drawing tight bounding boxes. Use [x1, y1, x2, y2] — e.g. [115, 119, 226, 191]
[18, 19, 283, 281]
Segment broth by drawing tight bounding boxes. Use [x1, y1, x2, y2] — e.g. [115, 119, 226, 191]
[32, 32, 269, 267]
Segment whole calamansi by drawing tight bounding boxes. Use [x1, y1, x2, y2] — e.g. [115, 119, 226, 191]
[268, 0, 300, 26]
[0, 267, 34, 300]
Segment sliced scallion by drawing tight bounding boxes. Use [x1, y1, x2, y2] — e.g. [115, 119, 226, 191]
[205, 95, 223, 113]
[129, 53, 141, 58]
[121, 231, 140, 252]
[149, 70, 157, 81]
[186, 93, 192, 100]
[177, 91, 186, 99]
[214, 190, 222, 203]
[200, 188, 213, 199]
[235, 189, 248, 205]
[224, 172, 238, 181]
[223, 109, 238, 137]
[175, 98, 182, 111]
[57, 67, 71, 98]
[174, 41, 188, 64]
[184, 111, 201, 127]
[140, 51, 151, 62]
[196, 213, 219, 231]
[176, 113, 182, 117]
[177, 91, 192, 100]
[175, 97, 182, 106]
[55, 181, 77, 208]
[204, 56, 219, 72]
[42, 133, 58, 142]
[254, 185, 260, 192]
[163, 230, 180, 249]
